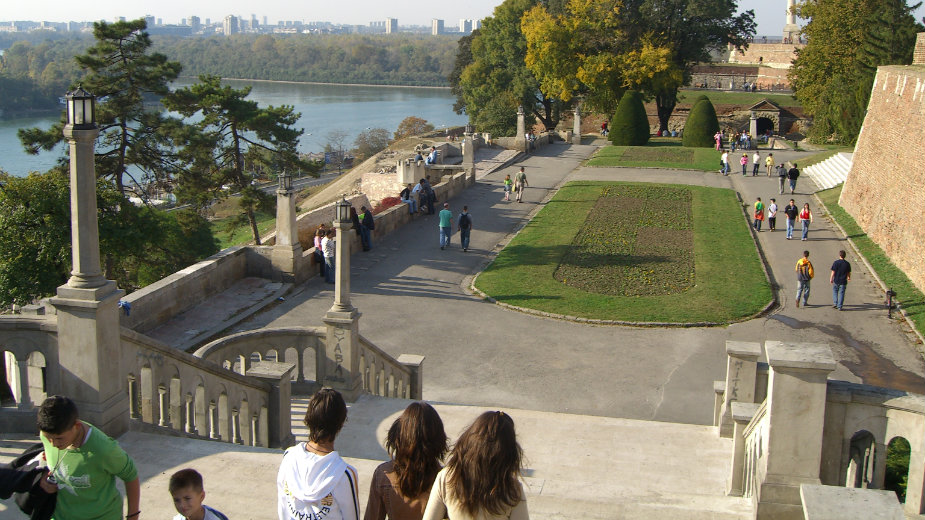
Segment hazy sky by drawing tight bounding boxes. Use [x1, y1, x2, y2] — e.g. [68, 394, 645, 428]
[3, 1, 923, 37]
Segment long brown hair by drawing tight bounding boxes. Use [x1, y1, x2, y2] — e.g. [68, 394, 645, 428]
[445, 411, 523, 516]
[386, 402, 447, 499]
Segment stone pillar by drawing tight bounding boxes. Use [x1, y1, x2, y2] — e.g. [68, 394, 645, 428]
[516, 106, 526, 152]
[719, 341, 762, 438]
[462, 135, 476, 184]
[749, 111, 758, 143]
[49, 123, 129, 438]
[728, 402, 761, 496]
[272, 182, 303, 283]
[906, 443, 925, 516]
[783, 0, 800, 43]
[572, 104, 582, 145]
[321, 217, 363, 400]
[397, 354, 425, 400]
[246, 361, 295, 448]
[913, 33, 925, 66]
[184, 395, 194, 433]
[208, 401, 218, 439]
[754, 341, 836, 519]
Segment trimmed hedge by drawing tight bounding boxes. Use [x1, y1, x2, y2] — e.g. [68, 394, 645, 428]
[610, 90, 650, 146]
[682, 98, 720, 148]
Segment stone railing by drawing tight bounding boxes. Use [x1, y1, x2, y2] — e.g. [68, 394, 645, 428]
[196, 327, 423, 401]
[1, 316, 295, 448]
[716, 340, 925, 518]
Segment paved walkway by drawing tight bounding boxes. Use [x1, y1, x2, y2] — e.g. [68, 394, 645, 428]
[233, 141, 924, 425]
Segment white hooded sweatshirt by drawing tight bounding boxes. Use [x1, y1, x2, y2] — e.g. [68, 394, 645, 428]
[277, 444, 360, 520]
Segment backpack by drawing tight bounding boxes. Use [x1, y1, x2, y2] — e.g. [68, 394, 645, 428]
[797, 260, 814, 281]
[458, 213, 471, 230]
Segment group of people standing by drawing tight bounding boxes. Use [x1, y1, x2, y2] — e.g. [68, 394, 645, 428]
[753, 198, 814, 241]
[278, 389, 529, 520]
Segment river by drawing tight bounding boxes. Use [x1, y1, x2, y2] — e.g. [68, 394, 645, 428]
[0, 78, 468, 177]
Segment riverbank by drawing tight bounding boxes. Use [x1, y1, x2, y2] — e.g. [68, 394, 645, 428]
[185, 76, 452, 90]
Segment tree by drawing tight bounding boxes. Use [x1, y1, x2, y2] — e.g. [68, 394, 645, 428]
[394, 116, 435, 140]
[164, 74, 312, 245]
[522, 0, 754, 133]
[610, 90, 650, 146]
[353, 128, 391, 160]
[789, 0, 923, 144]
[682, 98, 720, 147]
[324, 130, 350, 173]
[18, 19, 183, 196]
[450, 0, 565, 136]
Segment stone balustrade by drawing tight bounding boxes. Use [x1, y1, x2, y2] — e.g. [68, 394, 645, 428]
[717, 340, 925, 518]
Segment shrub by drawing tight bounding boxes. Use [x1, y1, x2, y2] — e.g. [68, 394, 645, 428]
[609, 90, 650, 146]
[373, 196, 403, 214]
[682, 98, 720, 148]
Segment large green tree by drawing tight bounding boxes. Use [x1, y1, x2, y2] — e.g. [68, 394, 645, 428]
[450, 0, 566, 136]
[18, 19, 183, 196]
[164, 75, 314, 244]
[789, 0, 923, 144]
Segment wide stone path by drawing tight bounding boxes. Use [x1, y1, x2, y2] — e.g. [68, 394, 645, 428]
[232, 141, 924, 425]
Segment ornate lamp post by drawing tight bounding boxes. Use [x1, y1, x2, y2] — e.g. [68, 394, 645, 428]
[272, 169, 302, 281]
[49, 86, 129, 436]
[322, 197, 361, 398]
[516, 105, 526, 153]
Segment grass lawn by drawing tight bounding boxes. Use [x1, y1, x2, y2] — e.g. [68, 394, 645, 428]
[816, 185, 925, 336]
[587, 141, 721, 171]
[677, 89, 801, 108]
[474, 181, 771, 323]
[212, 209, 277, 249]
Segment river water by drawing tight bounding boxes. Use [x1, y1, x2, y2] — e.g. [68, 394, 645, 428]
[0, 78, 468, 177]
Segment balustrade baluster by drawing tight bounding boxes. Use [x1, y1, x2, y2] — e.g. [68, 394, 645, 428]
[209, 401, 218, 440]
[157, 385, 168, 427]
[232, 408, 241, 444]
[127, 375, 139, 419]
[185, 395, 195, 434]
[251, 414, 259, 447]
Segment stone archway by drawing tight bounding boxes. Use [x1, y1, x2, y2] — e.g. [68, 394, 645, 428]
[756, 117, 775, 135]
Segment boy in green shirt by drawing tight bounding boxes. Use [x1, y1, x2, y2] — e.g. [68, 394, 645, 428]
[38, 396, 141, 520]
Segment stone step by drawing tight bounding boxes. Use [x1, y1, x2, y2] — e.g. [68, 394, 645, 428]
[805, 152, 853, 191]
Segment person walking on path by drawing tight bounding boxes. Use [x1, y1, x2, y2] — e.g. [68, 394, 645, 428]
[795, 250, 814, 308]
[830, 250, 852, 310]
[740, 153, 748, 176]
[787, 163, 800, 194]
[784, 199, 799, 239]
[767, 198, 778, 231]
[799, 203, 813, 241]
[458, 206, 473, 252]
[753, 197, 765, 231]
[359, 206, 375, 252]
[777, 163, 788, 194]
[322, 229, 336, 284]
[765, 153, 775, 176]
[502, 174, 512, 201]
[752, 151, 761, 176]
[438, 203, 453, 250]
[514, 167, 529, 202]
[720, 151, 730, 175]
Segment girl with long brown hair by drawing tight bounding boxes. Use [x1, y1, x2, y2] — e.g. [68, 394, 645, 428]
[422, 411, 528, 520]
[365, 402, 448, 520]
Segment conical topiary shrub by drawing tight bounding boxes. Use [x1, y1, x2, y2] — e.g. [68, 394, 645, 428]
[682, 98, 720, 148]
[609, 90, 650, 146]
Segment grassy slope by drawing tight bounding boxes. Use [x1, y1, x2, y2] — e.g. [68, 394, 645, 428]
[475, 181, 771, 323]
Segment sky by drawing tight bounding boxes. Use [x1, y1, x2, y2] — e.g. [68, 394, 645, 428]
[2, 0, 924, 37]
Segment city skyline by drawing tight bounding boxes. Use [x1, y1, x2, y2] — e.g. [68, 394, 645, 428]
[2, 1, 923, 37]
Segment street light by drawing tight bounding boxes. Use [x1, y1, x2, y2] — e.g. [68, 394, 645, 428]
[330, 197, 355, 314]
[66, 86, 96, 129]
[335, 197, 351, 224]
[278, 170, 292, 191]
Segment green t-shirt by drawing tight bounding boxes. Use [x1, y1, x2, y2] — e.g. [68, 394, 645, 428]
[438, 209, 453, 228]
[42, 423, 138, 520]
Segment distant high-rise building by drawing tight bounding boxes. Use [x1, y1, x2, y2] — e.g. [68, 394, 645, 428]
[431, 19, 443, 35]
[459, 19, 472, 34]
[157, 18, 163, 26]
[189, 16, 201, 32]
[223, 15, 238, 35]
[205, 18, 211, 25]
[385, 18, 397, 34]
[181, 18, 187, 26]
[117, 16, 127, 23]
[251, 14, 258, 29]
[142, 15, 154, 27]
[263, 16, 268, 26]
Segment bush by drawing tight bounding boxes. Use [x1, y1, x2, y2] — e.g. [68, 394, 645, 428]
[373, 196, 403, 215]
[682, 98, 720, 148]
[609, 90, 650, 146]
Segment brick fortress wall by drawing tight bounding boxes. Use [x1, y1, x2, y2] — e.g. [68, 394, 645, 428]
[839, 63, 925, 292]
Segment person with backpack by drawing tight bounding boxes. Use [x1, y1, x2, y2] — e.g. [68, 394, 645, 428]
[795, 250, 814, 308]
[457, 206, 473, 252]
[753, 197, 765, 232]
[360, 206, 375, 252]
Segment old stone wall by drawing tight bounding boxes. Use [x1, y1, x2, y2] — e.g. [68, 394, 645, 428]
[914, 33, 925, 65]
[839, 65, 925, 293]
[728, 43, 803, 69]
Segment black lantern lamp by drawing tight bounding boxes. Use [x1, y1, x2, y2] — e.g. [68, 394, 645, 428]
[279, 170, 292, 191]
[335, 197, 351, 224]
[66, 86, 96, 129]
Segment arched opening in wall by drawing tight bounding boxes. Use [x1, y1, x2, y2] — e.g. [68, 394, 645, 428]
[265, 349, 278, 363]
[169, 377, 182, 430]
[2, 351, 19, 406]
[218, 392, 230, 442]
[302, 347, 316, 382]
[884, 436, 911, 503]
[231, 354, 247, 375]
[250, 352, 263, 364]
[846, 430, 876, 488]
[756, 117, 774, 135]
[239, 398, 250, 446]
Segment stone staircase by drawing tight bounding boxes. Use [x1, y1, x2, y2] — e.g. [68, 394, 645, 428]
[803, 152, 853, 191]
[1, 396, 752, 519]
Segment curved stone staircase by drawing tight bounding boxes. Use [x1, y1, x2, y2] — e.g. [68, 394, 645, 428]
[803, 152, 853, 191]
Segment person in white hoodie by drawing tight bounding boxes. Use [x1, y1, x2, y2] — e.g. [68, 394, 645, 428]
[278, 388, 360, 520]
